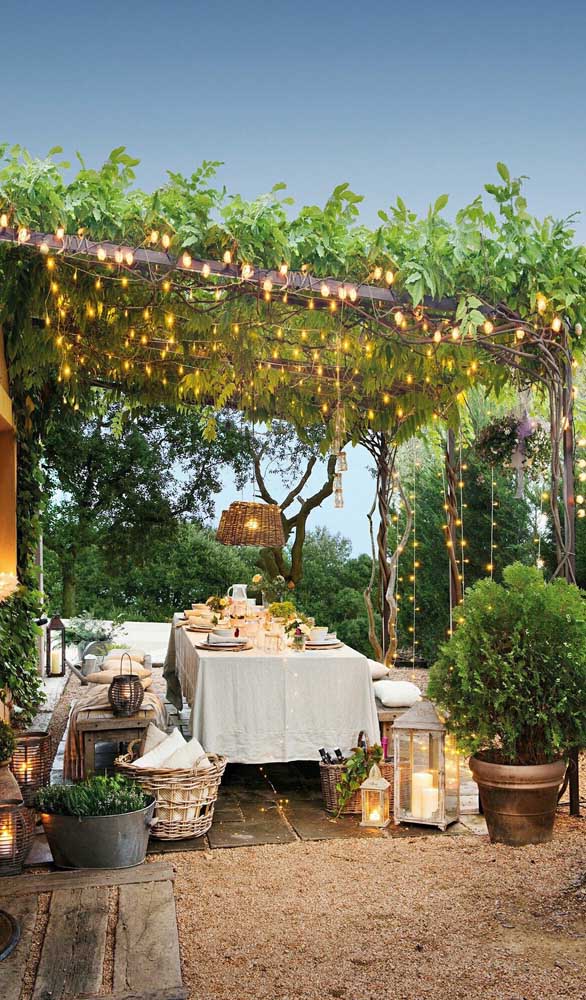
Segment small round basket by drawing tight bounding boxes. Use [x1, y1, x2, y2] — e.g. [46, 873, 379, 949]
[115, 743, 227, 840]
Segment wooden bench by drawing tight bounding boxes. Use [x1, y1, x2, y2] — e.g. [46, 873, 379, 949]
[75, 706, 156, 777]
[376, 700, 411, 744]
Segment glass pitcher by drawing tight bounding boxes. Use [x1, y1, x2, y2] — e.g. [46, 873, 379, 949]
[227, 584, 248, 602]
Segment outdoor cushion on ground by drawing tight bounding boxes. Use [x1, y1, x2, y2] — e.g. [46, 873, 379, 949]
[373, 679, 421, 707]
[368, 659, 390, 680]
[103, 648, 149, 667]
[133, 727, 186, 768]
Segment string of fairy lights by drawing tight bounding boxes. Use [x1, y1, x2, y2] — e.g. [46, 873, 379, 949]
[1, 217, 582, 655]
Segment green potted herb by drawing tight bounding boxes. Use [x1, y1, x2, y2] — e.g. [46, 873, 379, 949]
[428, 563, 586, 845]
[35, 774, 155, 869]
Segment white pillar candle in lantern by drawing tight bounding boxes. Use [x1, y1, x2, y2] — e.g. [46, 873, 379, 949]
[50, 649, 62, 675]
[411, 770, 433, 816]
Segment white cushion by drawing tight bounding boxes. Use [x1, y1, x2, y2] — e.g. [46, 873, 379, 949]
[373, 679, 421, 707]
[142, 723, 168, 755]
[133, 728, 185, 768]
[368, 659, 390, 680]
[104, 648, 148, 668]
[162, 737, 213, 771]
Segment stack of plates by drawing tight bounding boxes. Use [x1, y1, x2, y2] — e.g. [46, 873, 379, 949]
[305, 635, 343, 650]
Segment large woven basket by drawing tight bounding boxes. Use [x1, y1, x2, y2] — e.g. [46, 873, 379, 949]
[115, 744, 227, 841]
[320, 760, 395, 815]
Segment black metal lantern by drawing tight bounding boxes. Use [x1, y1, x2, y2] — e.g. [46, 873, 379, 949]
[45, 614, 66, 677]
[108, 653, 144, 717]
[10, 731, 52, 808]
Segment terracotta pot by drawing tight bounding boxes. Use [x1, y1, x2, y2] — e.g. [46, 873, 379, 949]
[470, 755, 566, 846]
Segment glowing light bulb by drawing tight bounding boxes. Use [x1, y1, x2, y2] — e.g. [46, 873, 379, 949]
[483, 320, 494, 334]
[40, 242, 49, 255]
[373, 266, 382, 280]
[338, 286, 347, 300]
[162, 233, 171, 249]
[56, 226, 65, 240]
[349, 287, 357, 302]
[182, 252, 192, 268]
[515, 328, 525, 340]
[320, 283, 330, 297]
[97, 246, 106, 261]
[263, 278, 273, 292]
[202, 263, 210, 278]
[433, 330, 442, 343]
[223, 250, 232, 264]
[149, 229, 159, 244]
[124, 251, 134, 266]
[551, 316, 562, 333]
[241, 263, 253, 279]
[536, 294, 547, 314]
[451, 326, 460, 340]
[385, 269, 394, 284]
[279, 263, 288, 276]
[0, 213, 8, 228]
[17, 227, 29, 243]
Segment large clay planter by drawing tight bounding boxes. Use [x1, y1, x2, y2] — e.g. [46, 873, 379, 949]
[470, 755, 566, 846]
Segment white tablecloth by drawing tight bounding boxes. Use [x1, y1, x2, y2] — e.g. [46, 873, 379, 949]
[174, 624, 380, 763]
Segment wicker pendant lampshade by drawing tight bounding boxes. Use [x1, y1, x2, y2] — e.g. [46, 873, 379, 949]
[216, 501, 285, 548]
[108, 653, 145, 718]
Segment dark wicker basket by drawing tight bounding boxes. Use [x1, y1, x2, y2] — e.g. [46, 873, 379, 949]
[319, 733, 394, 815]
[10, 730, 52, 807]
[108, 653, 145, 717]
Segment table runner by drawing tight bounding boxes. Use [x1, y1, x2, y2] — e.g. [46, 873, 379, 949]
[166, 618, 379, 762]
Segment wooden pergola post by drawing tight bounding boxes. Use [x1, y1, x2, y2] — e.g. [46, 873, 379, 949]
[561, 346, 580, 816]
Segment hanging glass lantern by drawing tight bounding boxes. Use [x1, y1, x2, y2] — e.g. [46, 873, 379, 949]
[10, 731, 52, 808]
[108, 653, 145, 717]
[334, 487, 344, 509]
[360, 763, 390, 828]
[45, 614, 66, 677]
[392, 699, 460, 830]
[336, 450, 348, 473]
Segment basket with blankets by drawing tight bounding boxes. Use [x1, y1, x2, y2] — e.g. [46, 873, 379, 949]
[115, 725, 227, 840]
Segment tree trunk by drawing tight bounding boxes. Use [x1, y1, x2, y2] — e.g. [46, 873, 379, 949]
[561, 347, 580, 816]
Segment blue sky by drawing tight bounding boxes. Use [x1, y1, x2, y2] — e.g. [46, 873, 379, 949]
[3, 0, 586, 552]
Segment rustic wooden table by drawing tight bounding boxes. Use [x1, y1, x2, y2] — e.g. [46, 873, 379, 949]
[75, 706, 156, 777]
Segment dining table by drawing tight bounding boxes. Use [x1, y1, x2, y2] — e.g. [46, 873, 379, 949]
[164, 616, 380, 763]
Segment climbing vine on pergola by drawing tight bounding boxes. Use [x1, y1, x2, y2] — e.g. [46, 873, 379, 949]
[0, 146, 585, 807]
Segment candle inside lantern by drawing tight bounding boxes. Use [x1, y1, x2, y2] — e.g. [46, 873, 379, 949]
[411, 770, 434, 816]
[420, 785, 439, 819]
[369, 807, 381, 822]
[50, 648, 62, 675]
[0, 822, 13, 850]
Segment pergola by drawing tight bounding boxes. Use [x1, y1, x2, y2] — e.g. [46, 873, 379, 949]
[0, 150, 583, 811]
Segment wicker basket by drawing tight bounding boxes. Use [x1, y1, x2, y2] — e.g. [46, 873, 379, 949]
[216, 500, 285, 547]
[320, 760, 395, 815]
[115, 744, 227, 840]
[319, 733, 394, 815]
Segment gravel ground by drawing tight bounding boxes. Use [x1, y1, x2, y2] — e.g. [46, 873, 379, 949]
[166, 817, 586, 1000]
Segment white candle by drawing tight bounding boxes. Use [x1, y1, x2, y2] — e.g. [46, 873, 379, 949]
[420, 786, 439, 819]
[411, 770, 434, 816]
[50, 649, 62, 675]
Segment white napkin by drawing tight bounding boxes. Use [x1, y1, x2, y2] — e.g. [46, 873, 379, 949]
[207, 632, 243, 645]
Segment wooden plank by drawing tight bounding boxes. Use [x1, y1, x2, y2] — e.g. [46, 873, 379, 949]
[0, 859, 175, 897]
[0, 893, 38, 998]
[114, 881, 183, 995]
[76, 709, 154, 731]
[82, 990, 189, 1000]
[33, 885, 109, 1000]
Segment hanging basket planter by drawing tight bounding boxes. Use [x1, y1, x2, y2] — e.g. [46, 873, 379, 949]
[216, 501, 285, 548]
[475, 413, 550, 495]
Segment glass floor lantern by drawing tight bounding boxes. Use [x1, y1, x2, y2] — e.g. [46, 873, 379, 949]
[392, 700, 460, 830]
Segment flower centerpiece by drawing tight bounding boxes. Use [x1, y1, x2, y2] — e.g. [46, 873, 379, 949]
[284, 617, 311, 651]
[268, 600, 297, 624]
[206, 595, 229, 615]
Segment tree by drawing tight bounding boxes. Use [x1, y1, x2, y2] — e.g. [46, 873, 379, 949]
[42, 396, 247, 615]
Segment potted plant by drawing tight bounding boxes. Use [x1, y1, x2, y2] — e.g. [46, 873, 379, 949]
[65, 613, 124, 662]
[35, 774, 155, 869]
[428, 563, 586, 845]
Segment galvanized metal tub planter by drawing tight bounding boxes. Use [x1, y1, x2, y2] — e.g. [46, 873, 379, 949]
[40, 797, 155, 869]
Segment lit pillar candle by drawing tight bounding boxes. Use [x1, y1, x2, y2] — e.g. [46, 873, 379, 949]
[420, 786, 439, 819]
[50, 649, 62, 675]
[411, 770, 433, 816]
